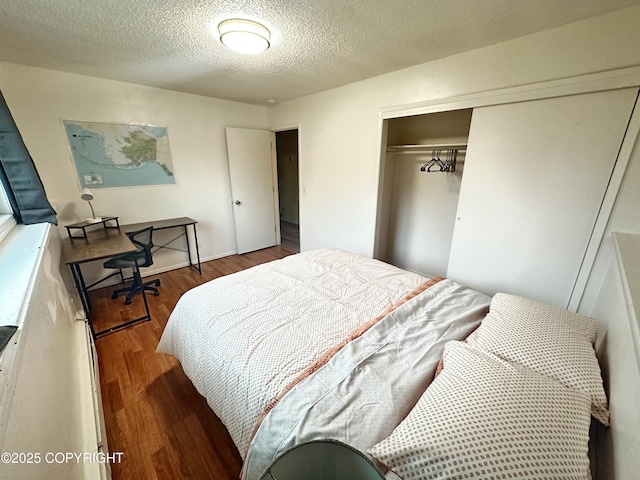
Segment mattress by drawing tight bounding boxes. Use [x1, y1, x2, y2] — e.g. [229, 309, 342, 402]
[156, 248, 491, 479]
[157, 248, 429, 455]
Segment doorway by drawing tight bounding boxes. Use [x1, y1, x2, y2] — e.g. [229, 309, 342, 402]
[275, 129, 300, 252]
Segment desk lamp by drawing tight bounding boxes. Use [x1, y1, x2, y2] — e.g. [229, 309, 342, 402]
[80, 188, 102, 222]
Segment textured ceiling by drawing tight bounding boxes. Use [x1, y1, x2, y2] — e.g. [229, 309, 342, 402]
[2, 0, 640, 106]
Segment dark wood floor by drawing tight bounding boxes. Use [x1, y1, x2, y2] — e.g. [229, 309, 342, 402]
[90, 245, 295, 480]
[280, 220, 300, 253]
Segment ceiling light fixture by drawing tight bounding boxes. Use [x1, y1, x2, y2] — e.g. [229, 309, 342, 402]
[218, 19, 270, 54]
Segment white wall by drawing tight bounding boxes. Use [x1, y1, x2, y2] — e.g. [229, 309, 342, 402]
[267, 5, 640, 257]
[0, 226, 102, 480]
[587, 234, 640, 480]
[0, 62, 268, 280]
[580, 125, 640, 314]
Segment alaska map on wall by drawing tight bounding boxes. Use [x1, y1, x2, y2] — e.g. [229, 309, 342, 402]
[64, 120, 176, 188]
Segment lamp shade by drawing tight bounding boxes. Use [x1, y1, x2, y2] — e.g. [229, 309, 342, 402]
[218, 19, 270, 54]
[80, 188, 94, 201]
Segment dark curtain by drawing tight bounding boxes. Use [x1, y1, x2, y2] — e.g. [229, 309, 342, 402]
[0, 90, 57, 225]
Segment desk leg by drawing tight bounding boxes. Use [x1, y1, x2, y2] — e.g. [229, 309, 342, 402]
[183, 225, 191, 269]
[70, 263, 91, 313]
[191, 223, 201, 274]
[70, 263, 98, 340]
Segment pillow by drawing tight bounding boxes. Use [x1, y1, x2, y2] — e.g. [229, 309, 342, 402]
[368, 341, 593, 480]
[487, 293, 599, 343]
[466, 293, 609, 425]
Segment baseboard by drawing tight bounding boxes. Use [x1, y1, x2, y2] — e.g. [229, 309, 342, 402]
[86, 250, 239, 290]
[141, 250, 237, 277]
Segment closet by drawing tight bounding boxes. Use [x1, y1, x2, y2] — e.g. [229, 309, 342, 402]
[376, 86, 639, 308]
[376, 109, 472, 277]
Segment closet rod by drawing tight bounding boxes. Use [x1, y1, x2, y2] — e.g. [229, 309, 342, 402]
[386, 143, 467, 153]
[392, 149, 467, 155]
[389, 149, 467, 155]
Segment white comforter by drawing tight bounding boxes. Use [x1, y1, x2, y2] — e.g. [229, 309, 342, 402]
[243, 278, 490, 480]
[156, 248, 429, 457]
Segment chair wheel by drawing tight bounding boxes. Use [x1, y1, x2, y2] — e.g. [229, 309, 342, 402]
[153, 290, 160, 296]
[155, 279, 161, 287]
[124, 298, 132, 305]
[111, 292, 119, 299]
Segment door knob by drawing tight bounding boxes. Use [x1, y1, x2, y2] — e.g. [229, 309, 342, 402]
[235, 200, 242, 205]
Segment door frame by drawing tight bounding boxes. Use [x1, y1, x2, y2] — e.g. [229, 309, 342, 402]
[374, 65, 640, 310]
[270, 124, 301, 249]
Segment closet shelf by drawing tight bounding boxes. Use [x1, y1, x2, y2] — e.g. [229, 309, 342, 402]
[386, 143, 467, 154]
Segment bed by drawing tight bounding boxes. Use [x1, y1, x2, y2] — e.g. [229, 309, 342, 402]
[157, 247, 616, 480]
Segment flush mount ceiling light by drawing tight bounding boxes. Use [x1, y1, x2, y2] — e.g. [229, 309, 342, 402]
[218, 19, 270, 54]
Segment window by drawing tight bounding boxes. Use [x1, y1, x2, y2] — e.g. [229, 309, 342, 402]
[0, 174, 48, 334]
[0, 181, 15, 244]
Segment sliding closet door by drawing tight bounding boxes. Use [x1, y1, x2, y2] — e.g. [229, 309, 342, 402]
[447, 88, 638, 307]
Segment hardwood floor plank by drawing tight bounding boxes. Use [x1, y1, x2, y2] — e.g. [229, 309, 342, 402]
[151, 446, 180, 480]
[110, 408, 150, 480]
[91, 246, 295, 480]
[280, 221, 300, 253]
[103, 379, 124, 414]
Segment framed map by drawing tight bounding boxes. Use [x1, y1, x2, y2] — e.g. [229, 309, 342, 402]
[64, 120, 176, 188]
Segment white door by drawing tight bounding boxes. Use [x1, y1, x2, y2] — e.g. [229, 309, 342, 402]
[447, 88, 638, 307]
[226, 127, 277, 254]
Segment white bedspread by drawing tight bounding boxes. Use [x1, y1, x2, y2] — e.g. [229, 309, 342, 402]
[243, 278, 490, 480]
[156, 248, 430, 457]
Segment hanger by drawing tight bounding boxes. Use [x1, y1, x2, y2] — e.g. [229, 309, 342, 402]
[439, 149, 458, 172]
[420, 149, 437, 171]
[420, 148, 458, 172]
[427, 149, 444, 172]
[444, 149, 454, 172]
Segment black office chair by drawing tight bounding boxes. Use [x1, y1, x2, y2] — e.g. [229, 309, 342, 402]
[103, 226, 160, 305]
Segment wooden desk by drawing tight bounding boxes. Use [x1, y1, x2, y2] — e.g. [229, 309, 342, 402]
[62, 228, 147, 339]
[62, 216, 202, 338]
[62, 227, 134, 266]
[122, 216, 201, 274]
